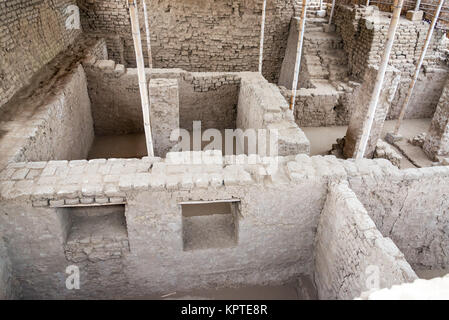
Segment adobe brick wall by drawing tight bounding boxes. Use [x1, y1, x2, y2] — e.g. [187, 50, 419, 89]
[0, 0, 81, 111]
[78, 0, 298, 83]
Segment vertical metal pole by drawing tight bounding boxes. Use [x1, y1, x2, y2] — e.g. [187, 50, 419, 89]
[355, 0, 404, 159]
[329, 0, 336, 26]
[366, 0, 370, 6]
[142, 0, 153, 68]
[128, 0, 154, 157]
[259, 0, 267, 74]
[289, 0, 308, 111]
[394, 0, 444, 135]
[415, 0, 422, 11]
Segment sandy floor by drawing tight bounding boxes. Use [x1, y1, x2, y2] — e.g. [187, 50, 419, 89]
[133, 280, 315, 300]
[87, 119, 433, 167]
[415, 269, 449, 280]
[301, 118, 431, 157]
[87, 133, 148, 159]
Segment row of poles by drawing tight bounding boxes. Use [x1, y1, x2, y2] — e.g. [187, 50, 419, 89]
[127, 0, 445, 159]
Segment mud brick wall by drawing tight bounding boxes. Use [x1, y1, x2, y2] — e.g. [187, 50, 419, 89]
[0, 0, 81, 110]
[314, 181, 417, 300]
[78, 0, 298, 83]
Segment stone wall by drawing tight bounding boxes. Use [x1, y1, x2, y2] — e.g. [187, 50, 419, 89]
[78, 0, 297, 83]
[314, 181, 417, 300]
[0, 0, 81, 111]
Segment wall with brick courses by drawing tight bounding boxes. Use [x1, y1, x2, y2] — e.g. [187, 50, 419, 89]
[78, 0, 297, 83]
[1, 147, 449, 298]
[314, 181, 417, 300]
[333, 4, 448, 120]
[83, 62, 241, 134]
[0, 0, 81, 111]
[349, 165, 449, 272]
[0, 63, 94, 171]
[0, 152, 332, 298]
[83, 63, 310, 156]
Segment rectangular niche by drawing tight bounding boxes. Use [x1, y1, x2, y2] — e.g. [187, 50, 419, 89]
[181, 200, 240, 251]
[58, 204, 130, 262]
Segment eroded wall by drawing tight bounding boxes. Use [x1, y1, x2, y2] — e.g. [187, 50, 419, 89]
[0, 237, 20, 299]
[0, 153, 334, 299]
[0, 0, 81, 110]
[314, 181, 417, 300]
[0, 63, 95, 170]
[349, 166, 449, 272]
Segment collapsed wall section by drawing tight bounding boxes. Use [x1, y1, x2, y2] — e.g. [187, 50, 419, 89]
[314, 180, 417, 300]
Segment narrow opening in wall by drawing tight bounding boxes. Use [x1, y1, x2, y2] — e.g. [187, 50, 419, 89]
[58, 205, 129, 262]
[181, 200, 239, 251]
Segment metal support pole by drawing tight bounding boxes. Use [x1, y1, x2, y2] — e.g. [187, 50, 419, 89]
[394, 0, 444, 135]
[289, 0, 308, 111]
[415, 0, 422, 11]
[142, 0, 153, 68]
[354, 0, 404, 159]
[128, 0, 154, 157]
[366, 0, 370, 6]
[329, 0, 336, 26]
[259, 0, 267, 74]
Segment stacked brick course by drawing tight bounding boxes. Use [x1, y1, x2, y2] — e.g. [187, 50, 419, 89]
[0, 0, 81, 110]
[78, 0, 297, 82]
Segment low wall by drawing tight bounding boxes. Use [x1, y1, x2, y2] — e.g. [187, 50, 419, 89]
[237, 73, 310, 156]
[314, 181, 417, 300]
[2, 151, 448, 298]
[0, 64, 95, 170]
[0, 237, 19, 299]
[349, 166, 449, 271]
[279, 85, 354, 127]
[0, 153, 337, 299]
[84, 64, 310, 156]
[83, 62, 240, 135]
